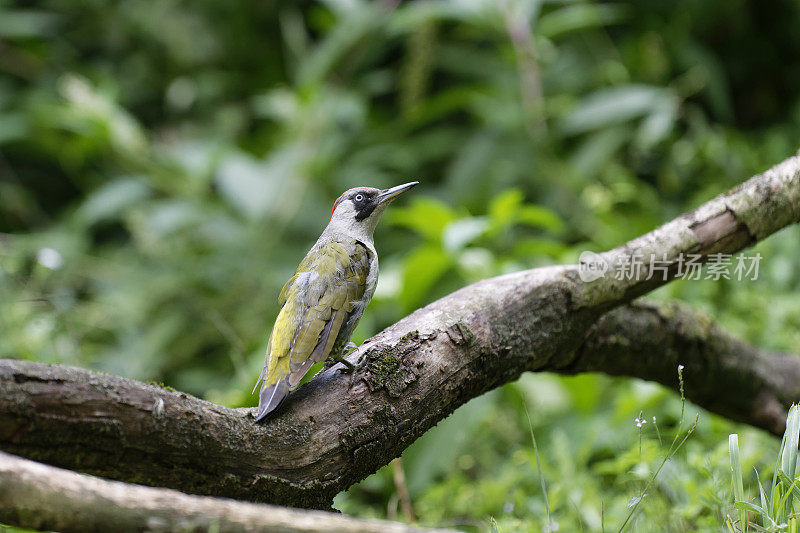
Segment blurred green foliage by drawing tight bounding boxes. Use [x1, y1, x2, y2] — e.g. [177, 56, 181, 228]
[1, 0, 800, 531]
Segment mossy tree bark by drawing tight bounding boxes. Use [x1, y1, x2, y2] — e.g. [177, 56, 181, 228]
[1, 155, 799, 515]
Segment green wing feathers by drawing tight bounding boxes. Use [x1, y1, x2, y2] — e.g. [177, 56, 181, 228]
[255, 240, 369, 420]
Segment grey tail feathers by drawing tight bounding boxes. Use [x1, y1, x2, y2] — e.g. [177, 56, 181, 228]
[252, 365, 267, 394]
[255, 379, 290, 422]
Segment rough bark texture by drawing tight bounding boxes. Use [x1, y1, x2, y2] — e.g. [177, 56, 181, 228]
[1, 155, 799, 511]
[0, 451, 445, 533]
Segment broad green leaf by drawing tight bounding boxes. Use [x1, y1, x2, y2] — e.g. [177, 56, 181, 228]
[77, 178, 152, 225]
[512, 238, 570, 259]
[560, 85, 675, 136]
[488, 189, 523, 231]
[387, 197, 457, 242]
[137, 200, 202, 238]
[296, 4, 381, 87]
[215, 149, 298, 220]
[518, 205, 564, 232]
[400, 245, 452, 310]
[569, 127, 630, 178]
[442, 217, 489, 252]
[635, 96, 679, 150]
[538, 4, 628, 39]
[252, 88, 300, 123]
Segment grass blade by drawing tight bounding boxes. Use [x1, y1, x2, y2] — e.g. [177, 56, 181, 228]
[781, 406, 800, 478]
[757, 474, 770, 530]
[522, 395, 553, 532]
[730, 434, 748, 531]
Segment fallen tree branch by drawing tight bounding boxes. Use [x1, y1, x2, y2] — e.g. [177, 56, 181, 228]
[0, 451, 444, 533]
[1, 156, 799, 509]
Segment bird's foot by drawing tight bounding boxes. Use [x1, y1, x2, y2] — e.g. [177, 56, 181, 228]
[325, 342, 367, 388]
[323, 342, 356, 371]
[346, 354, 369, 388]
[341, 341, 358, 357]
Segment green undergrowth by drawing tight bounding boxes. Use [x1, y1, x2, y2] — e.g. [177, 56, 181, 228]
[2, 0, 799, 530]
[337, 363, 779, 531]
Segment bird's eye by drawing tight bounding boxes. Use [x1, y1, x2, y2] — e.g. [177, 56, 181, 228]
[355, 194, 364, 202]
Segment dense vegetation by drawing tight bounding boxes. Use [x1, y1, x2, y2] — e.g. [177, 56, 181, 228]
[2, 0, 800, 530]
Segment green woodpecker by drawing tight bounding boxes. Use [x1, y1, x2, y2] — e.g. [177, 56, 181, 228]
[252, 181, 418, 421]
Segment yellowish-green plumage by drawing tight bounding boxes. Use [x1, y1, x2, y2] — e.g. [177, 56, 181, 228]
[255, 239, 369, 416]
[253, 181, 418, 421]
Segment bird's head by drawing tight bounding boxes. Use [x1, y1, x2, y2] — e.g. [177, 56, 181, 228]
[328, 181, 418, 236]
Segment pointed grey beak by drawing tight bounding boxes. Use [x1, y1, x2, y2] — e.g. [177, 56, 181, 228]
[377, 181, 418, 204]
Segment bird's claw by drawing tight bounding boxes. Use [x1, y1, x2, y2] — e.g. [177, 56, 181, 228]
[342, 341, 358, 356]
[345, 355, 368, 388]
[325, 342, 366, 383]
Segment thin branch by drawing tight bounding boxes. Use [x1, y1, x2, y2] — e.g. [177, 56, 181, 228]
[391, 457, 415, 523]
[0, 156, 798, 509]
[0, 451, 444, 533]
